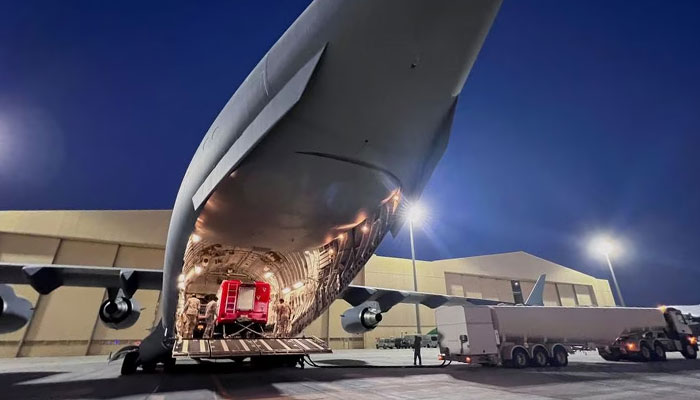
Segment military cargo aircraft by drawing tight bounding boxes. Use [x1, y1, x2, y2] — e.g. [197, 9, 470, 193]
[0, 0, 503, 373]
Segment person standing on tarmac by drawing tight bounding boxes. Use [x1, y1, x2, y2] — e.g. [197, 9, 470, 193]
[413, 335, 422, 366]
[203, 295, 218, 339]
[182, 294, 201, 339]
[274, 298, 291, 337]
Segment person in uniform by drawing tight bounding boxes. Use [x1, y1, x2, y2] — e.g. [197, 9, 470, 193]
[203, 295, 219, 339]
[413, 335, 422, 366]
[274, 298, 291, 337]
[182, 294, 201, 339]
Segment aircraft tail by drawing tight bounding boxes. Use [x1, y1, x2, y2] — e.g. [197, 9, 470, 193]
[524, 274, 546, 306]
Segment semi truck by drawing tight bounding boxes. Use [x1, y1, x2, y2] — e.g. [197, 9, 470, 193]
[436, 305, 699, 368]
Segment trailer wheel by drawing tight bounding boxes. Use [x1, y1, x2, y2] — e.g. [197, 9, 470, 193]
[681, 342, 697, 360]
[550, 346, 568, 367]
[639, 342, 653, 362]
[531, 347, 548, 367]
[652, 342, 667, 361]
[511, 348, 529, 369]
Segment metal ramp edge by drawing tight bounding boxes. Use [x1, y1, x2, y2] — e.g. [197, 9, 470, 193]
[173, 337, 331, 359]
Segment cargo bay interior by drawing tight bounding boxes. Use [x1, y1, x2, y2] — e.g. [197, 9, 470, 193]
[0, 210, 615, 357]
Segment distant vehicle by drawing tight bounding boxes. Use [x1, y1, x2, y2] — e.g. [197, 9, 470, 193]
[376, 338, 396, 350]
[400, 334, 439, 348]
[437, 305, 698, 368]
[423, 335, 439, 348]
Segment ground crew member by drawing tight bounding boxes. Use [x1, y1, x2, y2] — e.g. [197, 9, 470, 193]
[182, 294, 201, 339]
[176, 309, 187, 339]
[274, 298, 291, 336]
[203, 295, 218, 339]
[413, 335, 422, 366]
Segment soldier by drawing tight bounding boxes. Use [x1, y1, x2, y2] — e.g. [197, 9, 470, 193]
[413, 335, 422, 366]
[203, 295, 218, 339]
[274, 298, 291, 337]
[182, 294, 201, 339]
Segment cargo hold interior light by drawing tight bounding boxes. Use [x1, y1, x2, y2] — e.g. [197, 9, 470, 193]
[180, 194, 397, 336]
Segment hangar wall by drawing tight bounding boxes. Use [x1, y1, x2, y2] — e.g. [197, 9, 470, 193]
[0, 210, 615, 356]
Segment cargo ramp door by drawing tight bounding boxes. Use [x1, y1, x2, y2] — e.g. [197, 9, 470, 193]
[173, 337, 331, 359]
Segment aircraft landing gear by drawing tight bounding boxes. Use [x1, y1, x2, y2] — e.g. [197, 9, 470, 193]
[121, 351, 139, 375]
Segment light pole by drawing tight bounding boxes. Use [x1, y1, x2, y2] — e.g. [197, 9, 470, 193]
[604, 252, 626, 307]
[407, 203, 426, 334]
[589, 235, 626, 307]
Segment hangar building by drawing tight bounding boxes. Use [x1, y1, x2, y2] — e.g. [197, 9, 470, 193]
[0, 210, 615, 356]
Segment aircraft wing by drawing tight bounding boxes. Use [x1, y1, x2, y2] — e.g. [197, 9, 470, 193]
[0, 263, 162, 297]
[340, 285, 506, 312]
[341, 274, 547, 312]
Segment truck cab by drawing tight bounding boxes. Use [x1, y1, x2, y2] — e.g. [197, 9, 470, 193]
[603, 308, 698, 361]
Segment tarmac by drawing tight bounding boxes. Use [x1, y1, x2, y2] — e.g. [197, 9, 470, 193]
[1, 348, 700, 399]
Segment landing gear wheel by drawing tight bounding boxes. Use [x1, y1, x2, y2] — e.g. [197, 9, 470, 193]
[531, 348, 548, 367]
[653, 343, 667, 361]
[550, 346, 568, 367]
[511, 348, 529, 369]
[163, 357, 176, 372]
[638, 342, 652, 362]
[141, 361, 157, 373]
[121, 352, 139, 375]
[681, 342, 697, 360]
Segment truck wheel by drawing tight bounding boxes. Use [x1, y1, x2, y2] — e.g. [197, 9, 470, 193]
[638, 342, 652, 362]
[681, 343, 697, 360]
[598, 348, 620, 362]
[511, 348, 529, 369]
[531, 348, 548, 367]
[550, 346, 568, 367]
[121, 351, 139, 375]
[652, 343, 666, 361]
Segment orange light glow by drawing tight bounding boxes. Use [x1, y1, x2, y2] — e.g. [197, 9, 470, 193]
[626, 342, 637, 351]
[361, 224, 369, 233]
[437, 354, 444, 361]
[465, 356, 472, 363]
[690, 336, 698, 345]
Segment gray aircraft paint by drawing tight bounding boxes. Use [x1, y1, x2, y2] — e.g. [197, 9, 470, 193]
[161, 0, 502, 343]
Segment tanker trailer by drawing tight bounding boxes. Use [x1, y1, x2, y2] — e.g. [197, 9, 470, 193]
[436, 305, 698, 368]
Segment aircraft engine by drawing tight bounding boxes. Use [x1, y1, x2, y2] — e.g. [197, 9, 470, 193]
[99, 296, 141, 329]
[0, 284, 33, 334]
[340, 301, 383, 334]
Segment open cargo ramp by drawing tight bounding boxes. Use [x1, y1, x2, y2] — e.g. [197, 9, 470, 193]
[173, 337, 331, 359]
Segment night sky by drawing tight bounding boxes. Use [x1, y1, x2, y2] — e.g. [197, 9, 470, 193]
[1, 1, 699, 306]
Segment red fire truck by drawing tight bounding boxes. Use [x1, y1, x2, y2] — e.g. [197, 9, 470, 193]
[215, 279, 271, 338]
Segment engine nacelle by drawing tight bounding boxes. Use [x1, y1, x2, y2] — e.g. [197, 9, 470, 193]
[99, 296, 141, 329]
[340, 301, 383, 334]
[0, 284, 33, 334]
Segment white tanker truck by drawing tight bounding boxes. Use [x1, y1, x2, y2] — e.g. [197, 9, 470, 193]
[436, 305, 699, 368]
